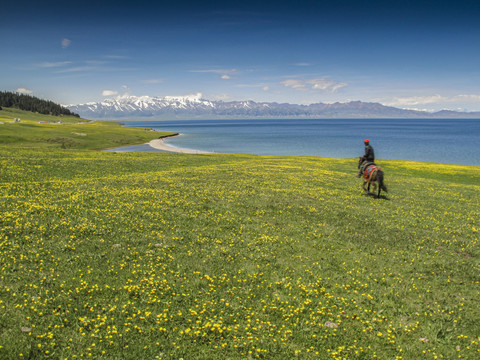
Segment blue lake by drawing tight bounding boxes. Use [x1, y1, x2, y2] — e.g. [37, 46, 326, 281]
[119, 118, 480, 166]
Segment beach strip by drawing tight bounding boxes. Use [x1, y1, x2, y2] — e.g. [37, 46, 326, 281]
[148, 136, 211, 154]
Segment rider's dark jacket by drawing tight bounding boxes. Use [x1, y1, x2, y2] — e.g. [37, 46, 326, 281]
[364, 144, 375, 162]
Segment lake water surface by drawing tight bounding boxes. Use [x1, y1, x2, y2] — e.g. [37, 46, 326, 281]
[119, 118, 480, 166]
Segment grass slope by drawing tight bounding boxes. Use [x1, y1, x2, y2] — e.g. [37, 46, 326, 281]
[0, 111, 479, 359]
[0, 107, 175, 150]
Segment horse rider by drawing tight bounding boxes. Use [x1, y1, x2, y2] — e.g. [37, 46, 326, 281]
[357, 139, 375, 177]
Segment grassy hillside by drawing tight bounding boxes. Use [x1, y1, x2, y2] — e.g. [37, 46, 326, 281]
[0, 108, 80, 124]
[0, 107, 175, 150]
[0, 138, 479, 359]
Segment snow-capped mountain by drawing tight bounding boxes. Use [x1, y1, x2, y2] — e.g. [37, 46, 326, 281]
[67, 93, 215, 118]
[66, 94, 480, 119]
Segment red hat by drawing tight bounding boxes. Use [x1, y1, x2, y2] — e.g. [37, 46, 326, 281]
[364, 139, 370, 143]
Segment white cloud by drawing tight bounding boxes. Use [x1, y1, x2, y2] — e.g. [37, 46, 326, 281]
[190, 68, 237, 79]
[120, 85, 132, 97]
[281, 79, 307, 89]
[53, 62, 135, 74]
[386, 94, 480, 106]
[455, 94, 480, 101]
[208, 93, 232, 101]
[102, 90, 118, 96]
[55, 66, 95, 73]
[16, 88, 32, 94]
[61, 38, 71, 48]
[386, 94, 447, 106]
[311, 79, 347, 92]
[281, 78, 347, 92]
[381, 93, 480, 111]
[38, 61, 72, 68]
[190, 69, 237, 74]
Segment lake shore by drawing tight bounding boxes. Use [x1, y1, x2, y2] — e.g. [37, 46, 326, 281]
[148, 135, 211, 154]
[127, 118, 480, 166]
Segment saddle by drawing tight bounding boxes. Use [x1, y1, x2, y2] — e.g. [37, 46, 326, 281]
[363, 163, 378, 181]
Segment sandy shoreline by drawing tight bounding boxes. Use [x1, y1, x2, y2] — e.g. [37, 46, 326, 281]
[148, 135, 211, 154]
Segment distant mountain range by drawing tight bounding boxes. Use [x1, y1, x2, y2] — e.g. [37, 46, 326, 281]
[66, 93, 480, 119]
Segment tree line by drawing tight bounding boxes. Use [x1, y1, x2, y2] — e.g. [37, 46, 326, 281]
[0, 91, 80, 117]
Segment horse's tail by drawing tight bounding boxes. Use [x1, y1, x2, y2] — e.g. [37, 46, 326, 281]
[377, 170, 388, 192]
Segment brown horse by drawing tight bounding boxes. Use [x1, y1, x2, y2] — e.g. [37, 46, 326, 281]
[358, 157, 388, 197]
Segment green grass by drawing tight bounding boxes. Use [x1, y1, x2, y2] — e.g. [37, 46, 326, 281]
[0, 108, 82, 124]
[1, 111, 479, 359]
[0, 107, 175, 150]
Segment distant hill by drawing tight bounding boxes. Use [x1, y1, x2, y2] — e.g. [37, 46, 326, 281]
[67, 93, 480, 119]
[0, 91, 79, 117]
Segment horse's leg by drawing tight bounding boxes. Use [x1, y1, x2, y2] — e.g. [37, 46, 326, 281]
[371, 177, 378, 196]
[378, 170, 387, 194]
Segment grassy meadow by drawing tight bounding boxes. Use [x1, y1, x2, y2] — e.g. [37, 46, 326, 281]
[1, 109, 479, 359]
[0, 108, 174, 150]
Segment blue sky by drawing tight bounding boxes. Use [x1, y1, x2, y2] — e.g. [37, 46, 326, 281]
[2, 0, 480, 111]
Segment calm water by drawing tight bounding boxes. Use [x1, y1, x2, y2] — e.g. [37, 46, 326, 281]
[120, 118, 480, 166]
